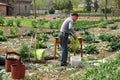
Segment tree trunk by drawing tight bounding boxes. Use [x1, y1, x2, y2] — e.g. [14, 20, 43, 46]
[105, 0, 108, 20]
[33, 0, 37, 19]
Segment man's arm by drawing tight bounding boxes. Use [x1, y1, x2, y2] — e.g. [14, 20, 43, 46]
[69, 22, 77, 39]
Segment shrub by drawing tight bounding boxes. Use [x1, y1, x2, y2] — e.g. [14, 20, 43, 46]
[49, 8, 55, 14]
[7, 19, 14, 27]
[83, 44, 99, 54]
[109, 24, 118, 30]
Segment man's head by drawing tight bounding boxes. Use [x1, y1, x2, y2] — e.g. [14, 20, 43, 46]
[71, 13, 79, 22]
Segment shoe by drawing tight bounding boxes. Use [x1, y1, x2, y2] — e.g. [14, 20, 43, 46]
[60, 63, 68, 66]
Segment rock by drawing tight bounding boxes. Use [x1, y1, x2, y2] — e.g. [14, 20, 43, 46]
[0, 57, 5, 66]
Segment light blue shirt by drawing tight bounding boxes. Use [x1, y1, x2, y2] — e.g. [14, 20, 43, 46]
[60, 17, 75, 35]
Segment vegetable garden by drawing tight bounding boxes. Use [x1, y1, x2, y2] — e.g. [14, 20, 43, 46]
[0, 16, 120, 80]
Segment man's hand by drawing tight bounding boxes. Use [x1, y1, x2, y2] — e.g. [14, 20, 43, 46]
[73, 33, 77, 40]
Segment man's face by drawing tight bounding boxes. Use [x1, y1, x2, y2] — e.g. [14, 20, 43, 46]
[72, 16, 78, 22]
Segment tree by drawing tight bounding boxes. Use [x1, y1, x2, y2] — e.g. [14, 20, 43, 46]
[105, 0, 108, 20]
[85, 0, 92, 12]
[94, 0, 99, 12]
[53, 0, 73, 13]
[114, 0, 120, 9]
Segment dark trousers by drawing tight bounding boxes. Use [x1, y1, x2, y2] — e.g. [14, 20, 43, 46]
[59, 32, 69, 65]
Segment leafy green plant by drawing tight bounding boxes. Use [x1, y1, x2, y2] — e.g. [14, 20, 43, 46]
[99, 33, 112, 41]
[78, 53, 120, 80]
[82, 34, 95, 43]
[31, 20, 38, 28]
[37, 33, 49, 42]
[15, 19, 21, 27]
[7, 19, 14, 27]
[36, 41, 47, 49]
[0, 29, 3, 35]
[49, 20, 62, 29]
[108, 42, 120, 52]
[83, 44, 99, 54]
[50, 30, 59, 37]
[19, 43, 29, 61]
[99, 22, 107, 28]
[109, 35, 120, 42]
[28, 28, 35, 36]
[0, 17, 4, 26]
[107, 20, 114, 24]
[9, 27, 18, 35]
[0, 35, 7, 41]
[0, 29, 7, 41]
[109, 24, 118, 30]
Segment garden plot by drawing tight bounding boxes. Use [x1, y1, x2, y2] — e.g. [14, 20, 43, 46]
[0, 17, 120, 80]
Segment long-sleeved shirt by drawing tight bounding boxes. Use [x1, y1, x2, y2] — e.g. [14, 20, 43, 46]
[60, 17, 75, 35]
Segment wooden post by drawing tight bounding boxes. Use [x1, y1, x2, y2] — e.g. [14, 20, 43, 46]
[54, 37, 59, 59]
[78, 37, 83, 57]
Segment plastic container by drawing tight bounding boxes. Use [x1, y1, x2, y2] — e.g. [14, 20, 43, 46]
[70, 56, 81, 67]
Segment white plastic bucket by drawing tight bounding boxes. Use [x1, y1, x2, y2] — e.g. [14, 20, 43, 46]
[70, 56, 81, 67]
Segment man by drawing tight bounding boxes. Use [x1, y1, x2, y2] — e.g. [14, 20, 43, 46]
[59, 13, 79, 66]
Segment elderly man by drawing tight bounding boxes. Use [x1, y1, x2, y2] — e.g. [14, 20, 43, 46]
[59, 13, 79, 66]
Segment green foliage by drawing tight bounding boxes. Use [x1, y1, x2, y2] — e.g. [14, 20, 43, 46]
[82, 34, 95, 43]
[7, 19, 14, 27]
[31, 19, 48, 28]
[0, 17, 4, 26]
[99, 33, 112, 41]
[28, 28, 35, 36]
[19, 43, 29, 60]
[74, 20, 102, 31]
[49, 8, 55, 14]
[78, 53, 120, 80]
[31, 20, 38, 28]
[50, 30, 59, 37]
[37, 33, 49, 42]
[15, 19, 21, 27]
[108, 42, 120, 52]
[107, 20, 114, 24]
[0, 35, 7, 41]
[0, 29, 3, 35]
[9, 27, 18, 35]
[36, 41, 47, 49]
[83, 44, 99, 54]
[0, 29, 7, 41]
[109, 24, 118, 30]
[49, 20, 62, 29]
[99, 22, 107, 28]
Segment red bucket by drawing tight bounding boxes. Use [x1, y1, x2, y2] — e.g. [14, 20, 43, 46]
[5, 52, 21, 72]
[11, 64, 25, 79]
